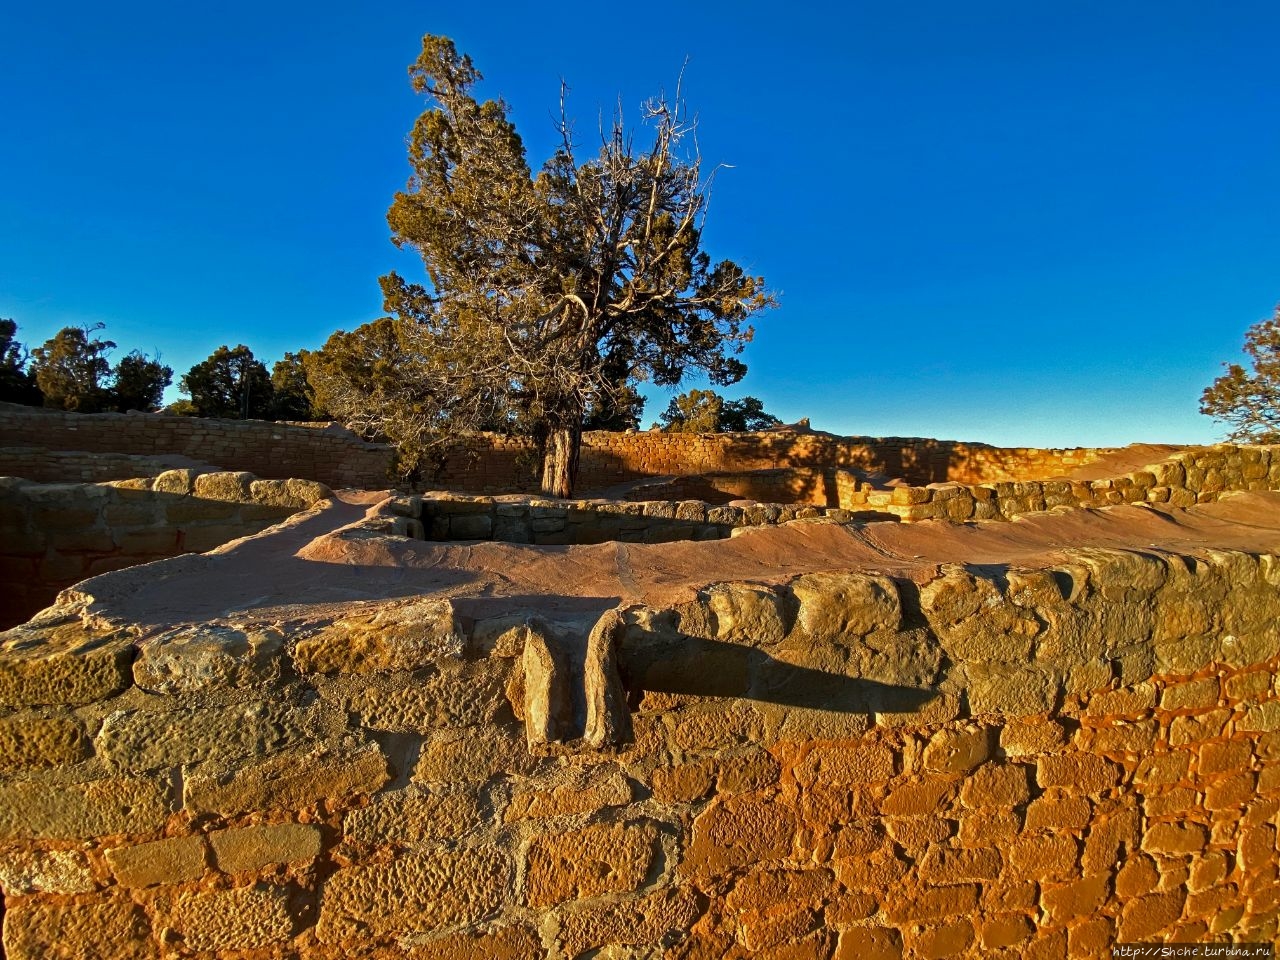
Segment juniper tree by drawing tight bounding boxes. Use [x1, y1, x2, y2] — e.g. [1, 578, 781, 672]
[380, 35, 773, 497]
[1201, 306, 1280, 443]
[180, 344, 273, 419]
[30, 325, 116, 412]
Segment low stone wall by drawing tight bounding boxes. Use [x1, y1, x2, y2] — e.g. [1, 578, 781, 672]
[431, 430, 1113, 493]
[378, 494, 853, 545]
[842, 444, 1280, 522]
[1, 545, 1279, 956]
[0, 403, 393, 489]
[0, 447, 219, 484]
[0, 472, 331, 628]
[377, 445, 1278, 547]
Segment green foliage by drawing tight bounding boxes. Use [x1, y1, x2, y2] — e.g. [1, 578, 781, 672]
[379, 34, 774, 496]
[180, 344, 274, 419]
[0, 319, 41, 405]
[30, 325, 116, 412]
[112, 350, 173, 412]
[659, 389, 781, 433]
[1201, 306, 1280, 442]
[270, 351, 325, 421]
[304, 318, 510, 482]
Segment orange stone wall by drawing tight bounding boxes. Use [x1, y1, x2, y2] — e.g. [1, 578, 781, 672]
[2, 544, 1279, 957]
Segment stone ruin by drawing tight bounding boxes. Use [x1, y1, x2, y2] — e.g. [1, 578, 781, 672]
[2, 401, 1280, 958]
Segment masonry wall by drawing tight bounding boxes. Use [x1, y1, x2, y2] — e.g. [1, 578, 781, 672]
[371, 444, 1280, 547]
[431, 430, 1113, 494]
[0, 472, 330, 629]
[2, 543, 1279, 957]
[0, 403, 393, 489]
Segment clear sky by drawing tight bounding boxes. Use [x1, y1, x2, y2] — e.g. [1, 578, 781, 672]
[2, 1, 1277, 447]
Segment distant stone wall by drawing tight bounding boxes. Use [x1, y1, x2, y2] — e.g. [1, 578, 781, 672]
[2, 545, 1279, 955]
[0, 447, 219, 484]
[841, 444, 1280, 522]
[0, 472, 330, 628]
[0, 403, 393, 489]
[371, 445, 1279, 547]
[431, 430, 1112, 494]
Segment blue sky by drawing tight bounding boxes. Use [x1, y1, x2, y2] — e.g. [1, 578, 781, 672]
[2, 1, 1277, 447]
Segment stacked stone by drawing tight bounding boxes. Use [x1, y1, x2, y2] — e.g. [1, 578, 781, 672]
[0, 472, 331, 628]
[1, 543, 1279, 956]
[0, 403, 393, 489]
[837, 445, 1280, 523]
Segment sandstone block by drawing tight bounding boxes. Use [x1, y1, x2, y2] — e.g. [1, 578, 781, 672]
[883, 883, 979, 924]
[524, 820, 658, 907]
[649, 762, 715, 803]
[998, 717, 1067, 756]
[1042, 873, 1109, 924]
[0, 715, 88, 772]
[0, 776, 172, 840]
[0, 625, 133, 707]
[793, 742, 896, 786]
[964, 663, 1059, 715]
[702, 581, 789, 645]
[1007, 833, 1078, 881]
[1142, 822, 1207, 856]
[317, 846, 511, 942]
[555, 888, 701, 958]
[920, 567, 1039, 662]
[917, 845, 1002, 883]
[922, 725, 992, 775]
[1118, 890, 1186, 942]
[505, 766, 631, 820]
[980, 914, 1033, 950]
[210, 822, 322, 873]
[880, 776, 954, 816]
[153, 468, 198, 494]
[192, 470, 254, 502]
[345, 786, 484, 846]
[96, 700, 309, 773]
[1024, 794, 1091, 831]
[681, 793, 795, 877]
[1169, 708, 1231, 746]
[105, 834, 206, 886]
[1199, 740, 1254, 776]
[292, 597, 464, 674]
[171, 885, 295, 952]
[185, 739, 389, 816]
[834, 926, 903, 960]
[1036, 753, 1122, 794]
[1239, 701, 1280, 733]
[909, 919, 974, 959]
[885, 815, 951, 851]
[133, 625, 284, 693]
[789, 571, 901, 639]
[670, 702, 764, 751]
[346, 663, 507, 731]
[958, 763, 1031, 808]
[1115, 854, 1161, 898]
[413, 725, 539, 785]
[0, 846, 96, 894]
[1160, 677, 1221, 711]
[408, 924, 544, 960]
[2, 894, 156, 960]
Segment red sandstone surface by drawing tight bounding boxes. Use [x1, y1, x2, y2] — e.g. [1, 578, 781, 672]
[74, 487, 1280, 633]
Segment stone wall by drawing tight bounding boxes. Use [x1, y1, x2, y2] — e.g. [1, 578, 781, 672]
[2, 545, 1279, 956]
[431, 430, 1112, 494]
[374, 444, 1279, 547]
[0, 472, 330, 629]
[0, 448, 221, 485]
[0, 403, 393, 489]
[840, 444, 1280, 522]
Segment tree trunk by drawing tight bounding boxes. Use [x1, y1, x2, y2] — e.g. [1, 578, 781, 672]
[541, 421, 581, 498]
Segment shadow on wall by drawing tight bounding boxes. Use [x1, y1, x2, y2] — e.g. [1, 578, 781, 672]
[0, 475, 321, 629]
[621, 633, 936, 715]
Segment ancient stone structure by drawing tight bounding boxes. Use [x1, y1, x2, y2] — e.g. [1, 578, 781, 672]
[0, 403, 393, 488]
[0, 472, 331, 629]
[2, 410, 1280, 957]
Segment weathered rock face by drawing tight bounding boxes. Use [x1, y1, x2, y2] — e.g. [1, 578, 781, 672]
[2, 536, 1280, 957]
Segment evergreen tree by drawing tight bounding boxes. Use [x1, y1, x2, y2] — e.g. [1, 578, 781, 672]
[1202, 306, 1280, 442]
[180, 344, 274, 419]
[659, 389, 781, 432]
[380, 35, 773, 497]
[0, 319, 41, 405]
[30, 325, 116, 412]
[112, 350, 173, 412]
